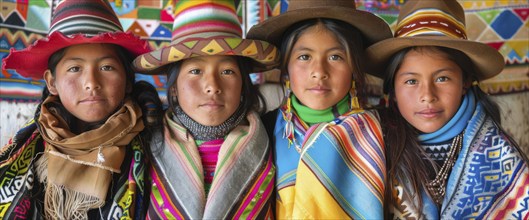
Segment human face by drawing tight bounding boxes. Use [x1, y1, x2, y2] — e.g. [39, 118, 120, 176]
[44, 43, 128, 123]
[287, 23, 353, 110]
[172, 55, 242, 126]
[394, 48, 466, 133]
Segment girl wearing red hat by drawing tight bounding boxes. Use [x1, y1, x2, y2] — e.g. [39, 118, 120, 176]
[247, 0, 392, 218]
[0, 0, 156, 219]
[132, 0, 279, 219]
[367, 0, 529, 218]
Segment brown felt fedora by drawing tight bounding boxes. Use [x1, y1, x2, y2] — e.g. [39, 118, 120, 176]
[366, 0, 504, 80]
[246, 0, 392, 48]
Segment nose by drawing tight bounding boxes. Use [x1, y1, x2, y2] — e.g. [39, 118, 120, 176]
[420, 82, 437, 103]
[310, 59, 329, 80]
[204, 73, 221, 94]
[84, 68, 101, 91]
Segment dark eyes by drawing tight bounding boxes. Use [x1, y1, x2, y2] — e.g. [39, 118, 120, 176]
[67, 66, 81, 72]
[329, 55, 343, 60]
[405, 76, 449, 85]
[297, 55, 310, 60]
[405, 79, 417, 85]
[297, 54, 343, 61]
[67, 65, 115, 72]
[189, 69, 201, 75]
[101, 65, 114, 71]
[221, 69, 235, 75]
[189, 69, 236, 75]
[436, 76, 449, 82]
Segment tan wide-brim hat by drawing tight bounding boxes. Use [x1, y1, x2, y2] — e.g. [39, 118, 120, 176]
[246, 0, 392, 48]
[366, 0, 504, 80]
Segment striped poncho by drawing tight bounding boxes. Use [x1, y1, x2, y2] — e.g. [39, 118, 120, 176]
[146, 111, 275, 219]
[272, 108, 386, 219]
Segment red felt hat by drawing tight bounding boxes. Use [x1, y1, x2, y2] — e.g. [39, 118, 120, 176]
[2, 0, 151, 79]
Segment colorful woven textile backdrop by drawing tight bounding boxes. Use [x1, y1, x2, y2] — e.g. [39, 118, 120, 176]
[1, 0, 528, 101]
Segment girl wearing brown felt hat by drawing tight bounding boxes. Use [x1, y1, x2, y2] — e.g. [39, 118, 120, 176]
[366, 0, 529, 218]
[248, 0, 392, 218]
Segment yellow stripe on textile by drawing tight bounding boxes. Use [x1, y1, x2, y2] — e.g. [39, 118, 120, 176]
[276, 163, 350, 219]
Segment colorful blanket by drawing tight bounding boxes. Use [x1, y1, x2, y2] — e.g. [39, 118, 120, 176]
[273, 109, 385, 219]
[0, 119, 147, 219]
[390, 103, 529, 219]
[147, 111, 274, 219]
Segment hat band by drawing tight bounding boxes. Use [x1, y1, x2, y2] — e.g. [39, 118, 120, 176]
[395, 9, 467, 39]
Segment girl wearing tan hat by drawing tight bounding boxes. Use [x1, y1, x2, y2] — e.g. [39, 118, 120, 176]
[132, 0, 279, 218]
[247, 0, 392, 218]
[0, 0, 157, 219]
[366, 0, 529, 218]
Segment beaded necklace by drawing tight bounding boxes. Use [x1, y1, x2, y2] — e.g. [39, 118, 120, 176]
[425, 132, 464, 205]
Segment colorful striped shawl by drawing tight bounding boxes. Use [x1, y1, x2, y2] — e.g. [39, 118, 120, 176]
[0, 119, 147, 219]
[147, 111, 275, 219]
[273, 109, 386, 219]
[390, 103, 529, 219]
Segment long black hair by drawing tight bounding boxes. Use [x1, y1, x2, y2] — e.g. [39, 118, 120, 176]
[381, 46, 527, 217]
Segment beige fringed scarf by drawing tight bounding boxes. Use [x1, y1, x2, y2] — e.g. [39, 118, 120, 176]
[35, 95, 144, 219]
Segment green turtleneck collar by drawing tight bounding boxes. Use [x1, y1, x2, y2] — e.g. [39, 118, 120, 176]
[291, 95, 350, 125]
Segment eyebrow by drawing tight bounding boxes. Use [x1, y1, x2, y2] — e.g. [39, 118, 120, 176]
[397, 67, 459, 77]
[61, 55, 118, 63]
[292, 46, 344, 53]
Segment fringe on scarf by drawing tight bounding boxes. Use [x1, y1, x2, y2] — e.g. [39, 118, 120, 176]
[35, 154, 105, 219]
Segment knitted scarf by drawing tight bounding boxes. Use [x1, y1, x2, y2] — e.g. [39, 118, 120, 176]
[291, 94, 349, 125]
[36, 95, 144, 219]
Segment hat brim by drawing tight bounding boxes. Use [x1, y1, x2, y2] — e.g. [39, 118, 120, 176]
[246, 6, 392, 48]
[133, 37, 279, 74]
[2, 31, 151, 79]
[366, 35, 505, 80]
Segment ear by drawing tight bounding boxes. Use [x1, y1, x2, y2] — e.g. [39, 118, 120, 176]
[44, 70, 59, 95]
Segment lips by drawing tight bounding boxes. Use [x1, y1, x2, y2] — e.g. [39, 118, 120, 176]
[308, 85, 331, 94]
[416, 108, 443, 118]
[200, 101, 224, 109]
[80, 96, 105, 104]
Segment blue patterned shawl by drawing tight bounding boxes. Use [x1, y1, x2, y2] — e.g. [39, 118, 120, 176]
[390, 102, 529, 219]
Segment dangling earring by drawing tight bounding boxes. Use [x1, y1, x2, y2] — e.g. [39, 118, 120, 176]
[349, 80, 361, 111]
[381, 94, 390, 108]
[282, 78, 295, 147]
[171, 95, 178, 106]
